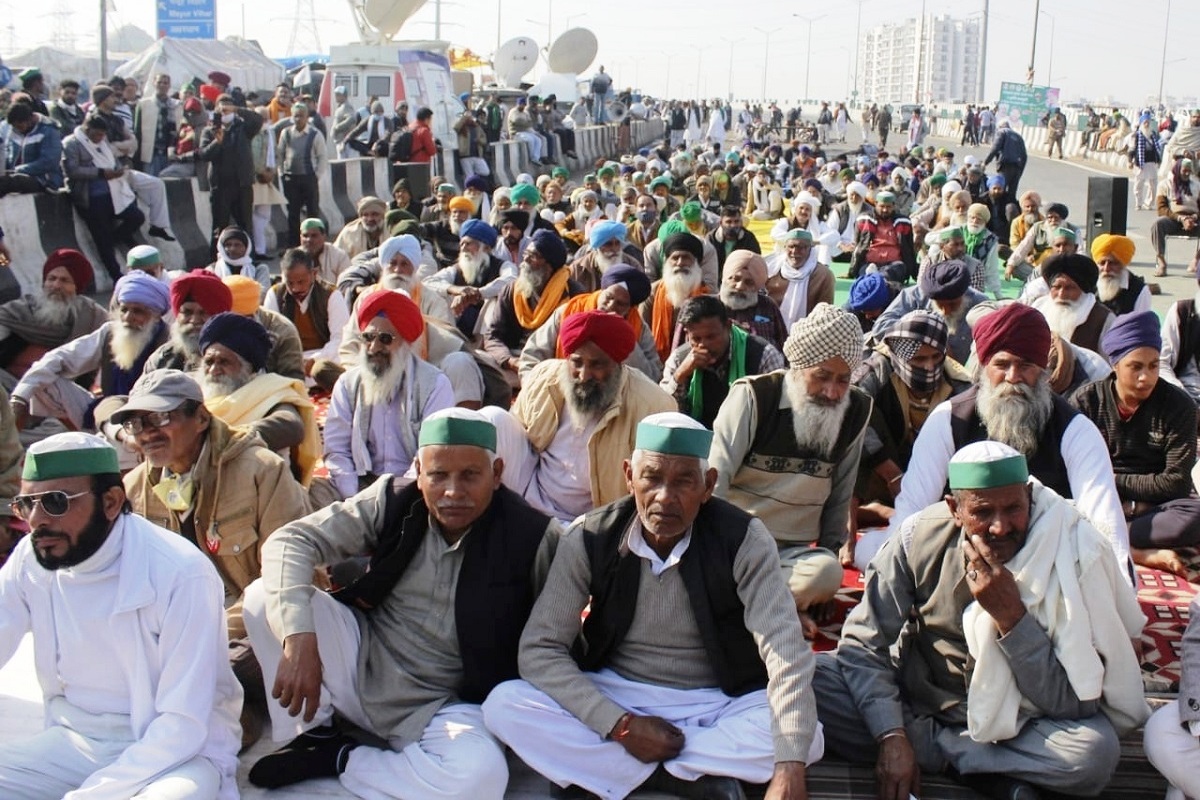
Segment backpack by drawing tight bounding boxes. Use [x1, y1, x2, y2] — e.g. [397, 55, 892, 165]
[389, 128, 414, 162]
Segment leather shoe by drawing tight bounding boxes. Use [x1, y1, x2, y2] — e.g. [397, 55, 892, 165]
[147, 225, 176, 241]
[639, 765, 747, 800]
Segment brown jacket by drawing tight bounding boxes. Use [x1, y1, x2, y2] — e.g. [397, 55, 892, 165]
[124, 417, 310, 638]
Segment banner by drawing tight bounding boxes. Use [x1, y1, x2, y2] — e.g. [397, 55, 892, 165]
[997, 82, 1061, 127]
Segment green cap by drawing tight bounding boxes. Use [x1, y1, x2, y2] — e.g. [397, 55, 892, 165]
[300, 218, 326, 232]
[552, 166, 569, 178]
[598, 166, 615, 178]
[783, 228, 814, 243]
[1052, 226, 1077, 241]
[875, 190, 897, 204]
[928, 173, 948, 187]
[437, 182, 456, 194]
[680, 201, 702, 222]
[947, 441, 1029, 490]
[940, 225, 965, 241]
[635, 414, 713, 459]
[510, 183, 541, 205]
[649, 175, 673, 190]
[23, 432, 120, 481]
[418, 411, 497, 452]
[126, 245, 162, 268]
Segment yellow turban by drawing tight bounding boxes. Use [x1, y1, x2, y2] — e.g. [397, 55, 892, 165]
[448, 196, 474, 212]
[223, 275, 262, 315]
[1090, 233, 1136, 266]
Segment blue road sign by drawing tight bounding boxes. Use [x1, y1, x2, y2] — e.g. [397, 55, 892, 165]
[156, 0, 217, 40]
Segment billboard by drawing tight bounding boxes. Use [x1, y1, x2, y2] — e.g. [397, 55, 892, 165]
[997, 82, 1061, 127]
[157, 0, 216, 39]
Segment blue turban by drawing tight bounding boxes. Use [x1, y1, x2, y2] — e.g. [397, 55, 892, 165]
[459, 219, 498, 248]
[198, 312, 272, 372]
[986, 174, 1006, 189]
[114, 271, 169, 315]
[848, 273, 891, 312]
[379, 234, 422, 269]
[919, 259, 971, 300]
[531, 229, 567, 269]
[600, 263, 652, 305]
[1100, 309, 1161, 365]
[589, 220, 627, 249]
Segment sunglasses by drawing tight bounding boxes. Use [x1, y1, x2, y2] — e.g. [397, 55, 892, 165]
[361, 331, 397, 346]
[11, 490, 90, 518]
[120, 409, 181, 435]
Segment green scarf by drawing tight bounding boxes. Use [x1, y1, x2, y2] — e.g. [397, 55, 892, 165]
[688, 324, 748, 420]
[963, 227, 986, 259]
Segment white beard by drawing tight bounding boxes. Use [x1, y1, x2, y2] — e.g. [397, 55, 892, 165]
[381, 272, 414, 293]
[515, 262, 549, 302]
[198, 369, 250, 401]
[449, 218, 462, 236]
[358, 343, 410, 407]
[976, 373, 1054, 458]
[170, 322, 202, 362]
[663, 266, 702, 308]
[594, 249, 620, 272]
[934, 302, 968, 338]
[1039, 297, 1085, 340]
[574, 206, 601, 229]
[458, 248, 488, 285]
[784, 370, 850, 460]
[719, 285, 758, 311]
[1096, 273, 1122, 303]
[109, 321, 157, 370]
[33, 295, 75, 327]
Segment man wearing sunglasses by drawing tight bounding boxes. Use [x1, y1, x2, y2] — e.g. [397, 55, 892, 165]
[0, 431, 242, 798]
[113, 369, 310, 748]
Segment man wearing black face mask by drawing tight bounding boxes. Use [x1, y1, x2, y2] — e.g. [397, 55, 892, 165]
[845, 310, 971, 570]
[627, 193, 661, 249]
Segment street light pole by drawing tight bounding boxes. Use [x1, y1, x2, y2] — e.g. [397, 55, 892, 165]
[1040, 11, 1055, 86]
[1027, 0, 1041, 85]
[720, 37, 741, 101]
[853, 1, 864, 105]
[793, 14, 827, 104]
[753, 26, 773, 101]
[1158, 0, 1172, 106]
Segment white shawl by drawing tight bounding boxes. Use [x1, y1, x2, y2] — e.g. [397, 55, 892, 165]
[963, 481, 1149, 742]
[769, 250, 819, 327]
[73, 127, 136, 211]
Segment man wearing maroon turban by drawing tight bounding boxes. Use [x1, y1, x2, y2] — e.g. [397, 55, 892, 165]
[0, 249, 107, 387]
[877, 302, 1131, 576]
[145, 269, 234, 373]
[323, 289, 455, 499]
[480, 309, 675, 523]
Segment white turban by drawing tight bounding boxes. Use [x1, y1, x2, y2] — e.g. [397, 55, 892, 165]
[379, 234, 422, 268]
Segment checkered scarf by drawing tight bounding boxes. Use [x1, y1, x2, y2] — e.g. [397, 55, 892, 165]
[783, 302, 864, 370]
[882, 310, 948, 362]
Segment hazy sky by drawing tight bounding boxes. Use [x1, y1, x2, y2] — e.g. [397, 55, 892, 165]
[3, 0, 1195, 107]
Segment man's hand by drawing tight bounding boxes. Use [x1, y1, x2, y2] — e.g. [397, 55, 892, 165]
[963, 534, 1026, 634]
[0, 238, 10, 266]
[273, 632, 323, 722]
[303, 357, 316, 376]
[765, 761, 808, 800]
[674, 349, 713, 386]
[10, 397, 29, 431]
[614, 715, 684, 763]
[876, 733, 920, 800]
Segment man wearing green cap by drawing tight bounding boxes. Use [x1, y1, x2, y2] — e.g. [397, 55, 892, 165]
[814, 440, 1148, 800]
[241, 407, 560, 794]
[0, 431, 242, 798]
[299, 217, 351, 284]
[1006, 201, 1075, 283]
[484, 411, 822, 800]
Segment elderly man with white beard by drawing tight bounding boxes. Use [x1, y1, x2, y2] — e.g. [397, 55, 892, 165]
[0, 249, 107, 390]
[887, 303, 1132, 579]
[765, 230, 836, 331]
[145, 269, 234, 373]
[334, 196, 388, 259]
[1091, 233, 1150, 318]
[569, 220, 642, 294]
[364, 234, 453, 324]
[709, 304, 873, 637]
[826, 180, 872, 262]
[422, 196, 475, 268]
[195, 313, 321, 489]
[481, 229, 581, 386]
[425, 219, 515, 338]
[10, 272, 170, 433]
[325, 289, 455, 499]
[1030, 253, 1114, 355]
[720, 251, 789, 350]
[769, 192, 840, 255]
[873, 259, 987, 365]
[642, 231, 711, 364]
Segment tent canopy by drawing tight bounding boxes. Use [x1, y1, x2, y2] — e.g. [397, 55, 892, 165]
[7, 46, 127, 88]
[115, 37, 285, 95]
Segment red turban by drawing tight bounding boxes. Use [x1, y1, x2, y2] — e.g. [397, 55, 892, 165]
[559, 310, 637, 363]
[973, 303, 1051, 370]
[169, 269, 233, 315]
[199, 84, 222, 104]
[42, 248, 93, 292]
[356, 288, 424, 343]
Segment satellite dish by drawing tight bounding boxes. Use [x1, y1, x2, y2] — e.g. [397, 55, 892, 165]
[547, 27, 598, 75]
[494, 37, 539, 87]
[362, 0, 428, 40]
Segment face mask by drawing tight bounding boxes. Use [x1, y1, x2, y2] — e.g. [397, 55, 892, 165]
[637, 209, 657, 226]
[221, 113, 235, 124]
[967, 221, 986, 234]
[890, 353, 944, 395]
[1024, 213, 1038, 224]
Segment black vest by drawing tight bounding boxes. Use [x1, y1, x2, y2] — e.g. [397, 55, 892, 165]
[693, 335, 768, 427]
[744, 372, 873, 466]
[573, 496, 769, 697]
[330, 478, 552, 704]
[1099, 272, 1146, 317]
[948, 385, 1076, 498]
[272, 279, 334, 345]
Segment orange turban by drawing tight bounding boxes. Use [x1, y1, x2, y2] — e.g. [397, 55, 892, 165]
[222, 275, 262, 315]
[448, 196, 474, 212]
[1090, 233, 1136, 266]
